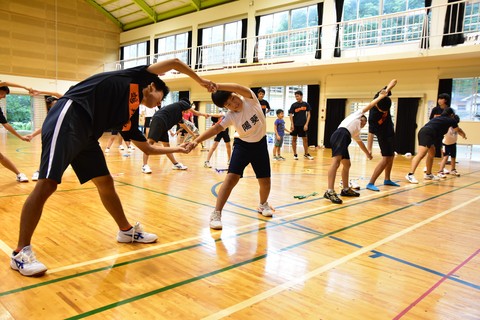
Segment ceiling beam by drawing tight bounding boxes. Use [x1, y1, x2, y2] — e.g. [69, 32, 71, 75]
[84, 0, 123, 30]
[132, 0, 157, 23]
[190, 0, 201, 11]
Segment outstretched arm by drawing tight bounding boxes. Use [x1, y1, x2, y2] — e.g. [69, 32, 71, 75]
[2, 123, 30, 141]
[0, 81, 33, 94]
[361, 79, 397, 113]
[147, 58, 214, 91]
[35, 91, 63, 98]
[215, 83, 255, 99]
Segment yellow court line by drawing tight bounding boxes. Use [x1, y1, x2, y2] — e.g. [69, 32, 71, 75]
[0, 185, 408, 274]
[202, 195, 480, 320]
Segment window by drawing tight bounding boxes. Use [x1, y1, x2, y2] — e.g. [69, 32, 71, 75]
[452, 77, 480, 121]
[202, 21, 243, 66]
[3, 94, 33, 131]
[257, 5, 318, 60]
[343, 0, 424, 48]
[122, 41, 148, 68]
[156, 32, 189, 64]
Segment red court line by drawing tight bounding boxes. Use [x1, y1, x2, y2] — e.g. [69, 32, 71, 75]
[393, 248, 480, 319]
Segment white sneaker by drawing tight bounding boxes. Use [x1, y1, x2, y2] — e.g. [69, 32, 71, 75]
[142, 164, 152, 174]
[128, 146, 135, 152]
[105, 147, 110, 153]
[443, 168, 450, 174]
[16, 173, 28, 182]
[11, 245, 48, 277]
[293, 154, 299, 160]
[118, 145, 125, 150]
[210, 211, 222, 229]
[405, 174, 418, 184]
[304, 153, 314, 160]
[172, 162, 187, 170]
[204, 161, 212, 168]
[117, 222, 158, 243]
[423, 166, 427, 173]
[424, 173, 440, 181]
[339, 180, 360, 190]
[437, 172, 447, 179]
[258, 202, 273, 217]
[32, 171, 39, 181]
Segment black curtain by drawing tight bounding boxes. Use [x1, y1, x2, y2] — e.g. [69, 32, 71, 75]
[253, 16, 261, 63]
[307, 85, 320, 146]
[437, 78, 453, 99]
[195, 28, 203, 69]
[442, 0, 465, 46]
[146, 40, 151, 64]
[334, 0, 345, 58]
[324, 99, 346, 148]
[179, 91, 190, 102]
[192, 101, 200, 128]
[315, 2, 324, 59]
[187, 31, 193, 66]
[420, 0, 432, 49]
[395, 98, 420, 155]
[241, 18, 248, 64]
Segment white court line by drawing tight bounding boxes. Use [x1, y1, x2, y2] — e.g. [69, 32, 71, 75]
[0, 185, 408, 274]
[202, 195, 480, 320]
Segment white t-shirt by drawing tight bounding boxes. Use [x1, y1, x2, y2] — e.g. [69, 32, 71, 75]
[339, 109, 364, 140]
[443, 126, 458, 145]
[140, 104, 158, 117]
[220, 92, 266, 143]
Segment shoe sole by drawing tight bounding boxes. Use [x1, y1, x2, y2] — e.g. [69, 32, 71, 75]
[210, 225, 222, 230]
[11, 265, 47, 277]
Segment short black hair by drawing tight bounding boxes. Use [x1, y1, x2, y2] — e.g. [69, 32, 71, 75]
[152, 77, 169, 101]
[276, 109, 284, 115]
[438, 93, 451, 105]
[179, 97, 191, 105]
[211, 90, 232, 108]
[258, 88, 265, 94]
[377, 97, 392, 111]
[454, 114, 460, 123]
[0, 86, 10, 94]
[294, 90, 303, 96]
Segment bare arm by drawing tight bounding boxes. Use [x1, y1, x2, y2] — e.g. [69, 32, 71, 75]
[36, 91, 63, 98]
[356, 139, 372, 160]
[215, 83, 254, 99]
[2, 123, 30, 141]
[190, 108, 209, 118]
[367, 132, 374, 153]
[362, 79, 397, 113]
[0, 81, 33, 93]
[147, 58, 213, 91]
[188, 124, 225, 151]
[454, 127, 467, 139]
[131, 140, 187, 155]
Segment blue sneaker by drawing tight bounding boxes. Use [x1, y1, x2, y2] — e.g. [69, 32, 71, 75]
[384, 179, 400, 186]
[366, 183, 379, 192]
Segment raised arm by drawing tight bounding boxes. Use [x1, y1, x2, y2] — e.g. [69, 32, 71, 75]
[362, 79, 397, 114]
[0, 81, 33, 94]
[215, 83, 255, 99]
[147, 58, 214, 91]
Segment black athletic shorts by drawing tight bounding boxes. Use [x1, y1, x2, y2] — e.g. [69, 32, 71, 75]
[39, 99, 109, 184]
[148, 116, 170, 143]
[377, 134, 395, 157]
[229, 136, 270, 179]
[418, 127, 436, 148]
[214, 128, 231, 142]
[290, 125, 307, 137]
[330, 127, 351, 159]
[442, 143, 457, 158]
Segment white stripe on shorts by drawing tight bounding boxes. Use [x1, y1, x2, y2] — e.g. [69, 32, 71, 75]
[46, 99, 73, 178]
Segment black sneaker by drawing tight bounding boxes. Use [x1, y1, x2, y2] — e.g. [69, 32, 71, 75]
[324, 190, 343, 204]
[340, 188, 360, 197]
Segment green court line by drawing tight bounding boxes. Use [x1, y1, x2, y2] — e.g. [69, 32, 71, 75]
[0, 179, 476, 305]
[64, 181, 479, 319]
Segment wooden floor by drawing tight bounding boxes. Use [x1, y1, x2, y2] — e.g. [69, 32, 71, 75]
[0, 132, 479, 320]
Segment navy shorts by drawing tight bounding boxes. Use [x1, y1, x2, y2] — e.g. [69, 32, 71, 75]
[39, 99, 109, 184]
[229, 136, 270, 179]
[330, 127, 351, 159]
[442, 143, 457, 158]
[377, 134, 395, 157]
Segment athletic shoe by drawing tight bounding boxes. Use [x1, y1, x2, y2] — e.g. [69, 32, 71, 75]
[32, 171, 39, 181]
[339, 180, 360, 190]
[324, 190, 342, 204]
[366, 183, 379, 192]
[304, 153, 314, 160]
[423, 166, 427, 173]
[128, 146, 135, 152]
[16, 173, 28, 182]
[117, 222, 158, 243]
[341, 188, 360, 197]
[293, 154, 298, 160]
[272, 156, 279, 161]
[424, 173, 440, 181]
[450, 169, 460, 176]
[11, 245, 47, 277]
[258, 202, 273, 217]
[118, 145, 125, 151]
[405, 174, 418, 184]
[210, 210, 222, 230]
[172, 162, 187, 170]
[384, 179, 400, 187]
[105, 148, 110, 153]
[437, 171, 447, 179]
[443, 168, 450, 174]
[142, 164, 152, 174]
[204, 161, 212, 168]
[278, 156, 286, 161]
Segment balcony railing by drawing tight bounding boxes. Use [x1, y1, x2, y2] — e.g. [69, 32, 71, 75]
[105, 0, 480, 73]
